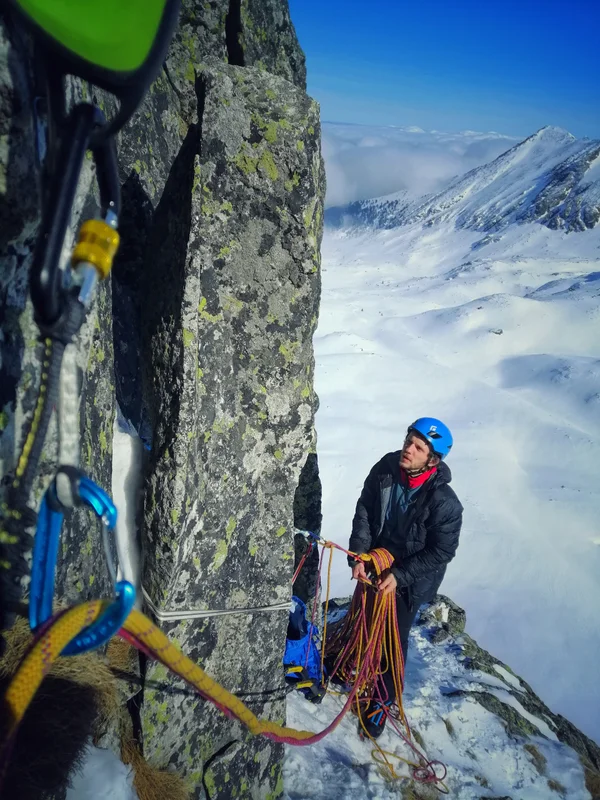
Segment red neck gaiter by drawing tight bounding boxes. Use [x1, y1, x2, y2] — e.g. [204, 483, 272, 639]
[401, 465, 437, 489]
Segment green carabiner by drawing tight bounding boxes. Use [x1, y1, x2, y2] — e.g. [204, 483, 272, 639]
[5, 0, 181, 141]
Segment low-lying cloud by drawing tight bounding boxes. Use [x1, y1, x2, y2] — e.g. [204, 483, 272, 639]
[323, 123, 520, 208]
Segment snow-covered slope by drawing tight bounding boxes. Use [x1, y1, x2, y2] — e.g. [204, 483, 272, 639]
[284, 597, 600, 800]
[328, 126, 600, 233]
[314, 212, 600, 750]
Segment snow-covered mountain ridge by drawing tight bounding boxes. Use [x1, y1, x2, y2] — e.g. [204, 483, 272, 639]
[327, 126, 600, 233]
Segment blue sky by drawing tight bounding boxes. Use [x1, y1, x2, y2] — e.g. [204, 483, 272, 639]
[288, 0, 600, 138]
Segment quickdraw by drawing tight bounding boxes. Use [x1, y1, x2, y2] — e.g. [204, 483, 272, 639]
[0, 100, 122, 637]
[0, 0, 181, 642]
[29, 467, 135, 655]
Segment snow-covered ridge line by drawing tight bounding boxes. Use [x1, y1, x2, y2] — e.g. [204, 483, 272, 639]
[327, 126, 600, 233]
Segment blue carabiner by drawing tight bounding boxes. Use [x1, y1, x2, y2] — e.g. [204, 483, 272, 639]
[29, 469, 135, 655]
[296, 528, 321, 544]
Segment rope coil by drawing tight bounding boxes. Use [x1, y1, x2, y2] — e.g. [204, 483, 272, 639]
[320, 542, 448, 789]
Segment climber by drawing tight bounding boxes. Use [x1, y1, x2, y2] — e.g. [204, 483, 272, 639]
[348, 417, 463, 738]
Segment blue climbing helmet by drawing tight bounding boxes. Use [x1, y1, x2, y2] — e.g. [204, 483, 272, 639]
[408, 417, 453, 459]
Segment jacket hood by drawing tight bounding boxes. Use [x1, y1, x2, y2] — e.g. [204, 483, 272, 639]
[436, 460, 452, 484]
[386, 451, 452, 485]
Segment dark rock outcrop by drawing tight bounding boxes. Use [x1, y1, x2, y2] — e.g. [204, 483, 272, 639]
[239, 0, 307, 88]
[521, 142, 600, 231]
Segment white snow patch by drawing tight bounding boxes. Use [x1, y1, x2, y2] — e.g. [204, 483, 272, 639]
[66, 744, 137, 799]
[111, 410, 144, 605]
[484, 688, 560, 742]
[314, 218, 600, 744]
[493, 663, 525, 692]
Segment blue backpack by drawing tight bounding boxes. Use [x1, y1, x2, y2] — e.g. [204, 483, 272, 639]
[283, 596, 326, 703]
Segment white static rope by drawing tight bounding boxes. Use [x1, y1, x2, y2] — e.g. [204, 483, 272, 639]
[57, 343, 81, 470]
[55, 344, 81, 509]
[142, 587, 291, 623]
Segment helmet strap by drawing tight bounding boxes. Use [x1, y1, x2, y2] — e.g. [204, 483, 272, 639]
[404, 453, 439, 477]
[405, 464, 431, 477]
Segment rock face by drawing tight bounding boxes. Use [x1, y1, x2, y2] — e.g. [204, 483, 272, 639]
[292, 451, 322, 606]
[138, 62, 323, 796]
[0, 2, 324, 798]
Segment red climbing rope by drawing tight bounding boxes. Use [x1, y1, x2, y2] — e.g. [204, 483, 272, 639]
[292, 542, 313, 585]
[2, 538, 448, 790]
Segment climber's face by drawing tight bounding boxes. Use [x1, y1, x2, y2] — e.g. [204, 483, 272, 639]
[400, 432, 437, 472]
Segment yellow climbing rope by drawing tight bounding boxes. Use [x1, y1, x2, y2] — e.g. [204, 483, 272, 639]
[2, 603, 339, 747]
[319, 546, 447, 789]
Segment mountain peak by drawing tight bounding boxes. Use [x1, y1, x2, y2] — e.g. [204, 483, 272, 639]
[326, 125, 600, 234]
[528, 125, 576, 144]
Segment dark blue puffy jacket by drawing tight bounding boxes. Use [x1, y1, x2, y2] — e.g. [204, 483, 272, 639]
[349, 452, 463, 606]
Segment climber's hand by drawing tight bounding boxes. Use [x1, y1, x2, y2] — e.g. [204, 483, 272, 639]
[352, 561, 367, 582]
[377, 571, 397, 596]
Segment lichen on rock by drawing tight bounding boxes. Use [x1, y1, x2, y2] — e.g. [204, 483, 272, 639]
[138, 61, 324, 796]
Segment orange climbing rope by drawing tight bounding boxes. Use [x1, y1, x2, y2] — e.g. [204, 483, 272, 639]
[325, 550, 412, 775]
[319, 543, 448, 789]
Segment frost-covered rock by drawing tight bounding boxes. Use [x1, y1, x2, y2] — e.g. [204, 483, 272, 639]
[284, 595, 600, 800]
[420, 596, 600, 774]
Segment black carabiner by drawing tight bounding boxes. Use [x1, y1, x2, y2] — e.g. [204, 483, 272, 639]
[29, 101, 121, 329]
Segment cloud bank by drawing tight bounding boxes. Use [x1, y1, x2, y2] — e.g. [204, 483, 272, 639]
[322, 123, 520, 208]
